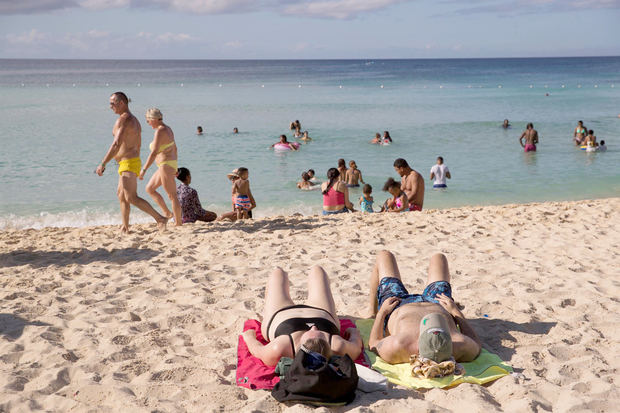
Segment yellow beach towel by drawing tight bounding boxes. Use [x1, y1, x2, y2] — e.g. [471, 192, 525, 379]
[355, 319, 512, 389]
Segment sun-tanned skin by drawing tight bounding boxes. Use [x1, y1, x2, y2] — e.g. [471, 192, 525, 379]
[242, 266, 362, 366]
[95, 93, 167, 233]
[394, 161, 425, 210]
[520, 123, 539, 149]
[367, 250, 481, 364]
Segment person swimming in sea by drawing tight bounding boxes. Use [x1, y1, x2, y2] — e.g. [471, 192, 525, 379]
[297, 172, 317, 190]
[271, 134, 298, 151]
[300, 131, 312, 142]
[382, 131, 393, 144]
[307, 169, 318, 182]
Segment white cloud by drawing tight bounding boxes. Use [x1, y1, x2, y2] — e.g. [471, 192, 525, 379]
[164, 0, 255, 14]
[78, 0, 129, 10]
[5, 29, 48, 45]
[156, 32, 193, 42]
[0, 0, 76, 14]
[224, 40, 243, 48]
[445, 0, 620, 16]
[1, 0, 412, 16]
[2, 28, 199, 58]
[2, 0, 617, 17]
[281, 0, 409, 19]
[87, 29, 110, 38]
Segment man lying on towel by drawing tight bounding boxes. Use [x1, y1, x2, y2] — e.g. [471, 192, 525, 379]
[367, 250, 481, 364]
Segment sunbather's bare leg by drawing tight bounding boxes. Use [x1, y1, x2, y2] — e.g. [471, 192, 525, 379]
[367, 250, 401, 317]
[426, 253, 450, 286]
[306, 265, 339, 326]
[261, 267, 295, 339]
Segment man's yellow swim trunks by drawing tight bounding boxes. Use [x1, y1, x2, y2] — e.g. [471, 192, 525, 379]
[118, 157, 142, 176]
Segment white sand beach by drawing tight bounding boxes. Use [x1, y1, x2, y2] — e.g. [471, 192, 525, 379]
[1, 198, 618, 412]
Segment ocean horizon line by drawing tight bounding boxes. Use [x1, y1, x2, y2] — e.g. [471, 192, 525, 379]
[1, 55, 620, 63]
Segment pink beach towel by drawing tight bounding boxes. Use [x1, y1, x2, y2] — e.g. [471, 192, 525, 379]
[236, 318, 369, 390]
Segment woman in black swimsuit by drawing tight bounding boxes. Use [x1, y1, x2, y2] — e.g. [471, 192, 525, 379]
[242, 266, 363, 366]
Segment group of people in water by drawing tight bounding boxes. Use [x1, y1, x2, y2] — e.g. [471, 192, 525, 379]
[107, 92, 617, 232]
[508, 119, 609, 153]
[96, 93, 452, 232]
[573, 120, 607, 151]
[370, 131, 393, 145]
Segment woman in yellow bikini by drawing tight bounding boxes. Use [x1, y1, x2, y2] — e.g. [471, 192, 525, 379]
[139, 108, 182, 226]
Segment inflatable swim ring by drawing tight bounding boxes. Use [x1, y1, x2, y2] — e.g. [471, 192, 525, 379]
[274, 142, 300, 152]
[580, 146, 587, 151]
[585, 146, 599, 152]
[301, 184, 321, 191]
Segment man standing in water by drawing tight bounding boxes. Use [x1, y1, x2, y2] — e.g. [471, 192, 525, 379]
[393, 158, 425, 211]
[95, 92, 167, 233]
[519, 123, 539, 152]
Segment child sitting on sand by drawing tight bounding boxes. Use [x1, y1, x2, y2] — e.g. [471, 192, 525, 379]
[297, 172, 316, 190]
[232, 167, 255, 219]
[359, 184, 374, 213]
[381, 178, 408, 213]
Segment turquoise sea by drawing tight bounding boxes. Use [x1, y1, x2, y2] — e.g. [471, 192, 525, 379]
[0, 58, 619, 229]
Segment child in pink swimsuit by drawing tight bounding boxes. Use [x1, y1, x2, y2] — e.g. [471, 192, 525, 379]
[381, 178, 409, 213]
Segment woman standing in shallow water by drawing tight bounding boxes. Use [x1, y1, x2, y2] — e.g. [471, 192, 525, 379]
[139, 108, 182, 226]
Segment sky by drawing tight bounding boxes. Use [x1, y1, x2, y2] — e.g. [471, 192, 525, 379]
[1, 0, 619, 59]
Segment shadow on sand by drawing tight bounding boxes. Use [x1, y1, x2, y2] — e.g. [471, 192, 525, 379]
[0, 313, 50, 341]
[0, 247, 160, 268]
[191, 216, 330, 235]
[470, 317, 556, 362]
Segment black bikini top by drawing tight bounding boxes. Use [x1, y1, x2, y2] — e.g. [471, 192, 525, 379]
[268, 304, 340, 356]
[274, 317, 340, 338]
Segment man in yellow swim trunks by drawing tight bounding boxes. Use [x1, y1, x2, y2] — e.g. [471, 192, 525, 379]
[95, 92, 168, 233]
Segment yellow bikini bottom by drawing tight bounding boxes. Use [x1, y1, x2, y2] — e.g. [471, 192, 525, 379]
[118, 157, 142, 176]
[157, 159, 178, 171]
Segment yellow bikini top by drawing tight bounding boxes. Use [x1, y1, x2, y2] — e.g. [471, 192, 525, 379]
[149, 141, 175, 153]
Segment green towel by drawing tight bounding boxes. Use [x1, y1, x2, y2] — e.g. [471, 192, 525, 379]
[355, 319, 513, 389]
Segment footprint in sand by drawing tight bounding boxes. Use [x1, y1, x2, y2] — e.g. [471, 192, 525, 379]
[36, 368, 70, 395]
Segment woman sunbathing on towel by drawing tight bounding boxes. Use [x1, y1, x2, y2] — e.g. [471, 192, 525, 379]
[243, 266, 363, 366]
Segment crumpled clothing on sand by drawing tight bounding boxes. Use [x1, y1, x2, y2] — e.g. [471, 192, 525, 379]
[409, 354, 464, 379]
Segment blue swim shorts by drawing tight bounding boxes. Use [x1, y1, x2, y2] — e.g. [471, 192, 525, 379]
[377, 277, 452, 332]
[322, 208, 349, 215]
